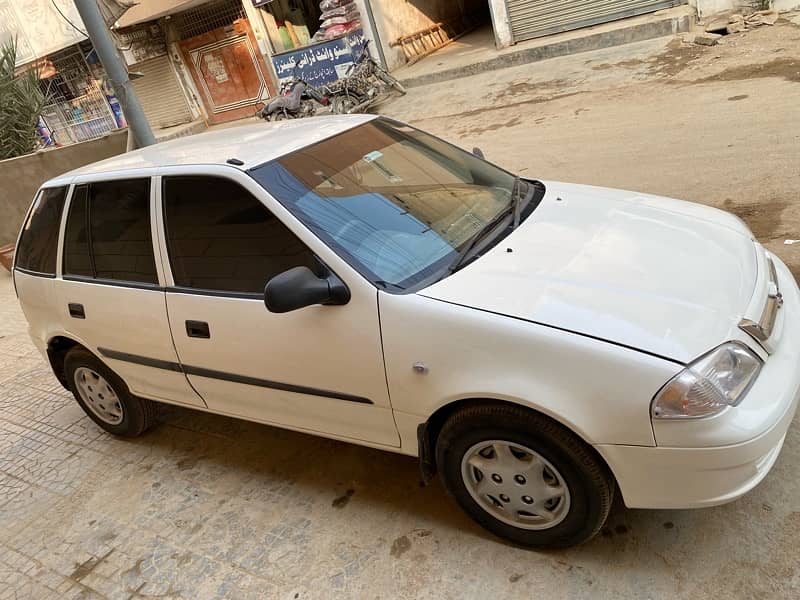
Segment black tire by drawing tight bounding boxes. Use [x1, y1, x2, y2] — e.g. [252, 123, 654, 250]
[331, 92, 366, 115]
[436, 403, 614, 549]
[376, 69, 406, 95]
[64, 347, 155, 437]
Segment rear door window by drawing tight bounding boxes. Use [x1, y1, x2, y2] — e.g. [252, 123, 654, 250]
[63, 178, 158, 285]
[15, 186, 68, 276]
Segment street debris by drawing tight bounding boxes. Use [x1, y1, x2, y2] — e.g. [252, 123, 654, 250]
[687, 9, 783, 46]
[746, 10, 780, 26]
[784, 240, 800, 245]
[694, 32, 723, 46]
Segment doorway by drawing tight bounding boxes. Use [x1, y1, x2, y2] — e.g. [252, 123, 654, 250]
[174, 0, 276, 125]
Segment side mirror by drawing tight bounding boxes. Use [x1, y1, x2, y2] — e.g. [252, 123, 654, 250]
[264, 266, 350, 313]
[472, 147, 485, 159]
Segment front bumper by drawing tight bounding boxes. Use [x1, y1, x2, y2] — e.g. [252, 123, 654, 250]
[597, 253, 800, 509]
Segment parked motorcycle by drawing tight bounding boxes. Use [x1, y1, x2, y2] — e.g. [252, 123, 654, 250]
[259, 67, 331, 121]
[327, 40, 407, 115]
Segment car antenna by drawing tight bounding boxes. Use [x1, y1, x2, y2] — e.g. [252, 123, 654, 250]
[226, 158, 245, 166]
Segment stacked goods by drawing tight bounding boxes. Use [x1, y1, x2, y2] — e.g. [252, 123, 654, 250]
[261, 7, 311, 52]
[311, 0, 361, 42]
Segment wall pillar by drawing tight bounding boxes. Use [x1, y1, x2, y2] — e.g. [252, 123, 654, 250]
[488, 0, 513, 48]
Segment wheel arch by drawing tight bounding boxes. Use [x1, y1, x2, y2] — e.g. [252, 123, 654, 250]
[417, 397, 616, 487]
[46, 335, 91, 390]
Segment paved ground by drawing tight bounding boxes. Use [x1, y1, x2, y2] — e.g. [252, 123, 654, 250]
[384, 14, 800, 277]
[2, 16, 800, 600]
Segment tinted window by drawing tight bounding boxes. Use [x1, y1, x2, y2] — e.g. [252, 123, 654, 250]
[15, 187, 68, 275]
[163, 176, 316, 294]
[63, 186, 92, 277]
[63, 179, 157, 284]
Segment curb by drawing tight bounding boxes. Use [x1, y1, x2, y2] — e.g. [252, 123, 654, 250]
[399, 13, 693, 88]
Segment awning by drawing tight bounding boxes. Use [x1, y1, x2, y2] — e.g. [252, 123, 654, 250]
[114, 0, 214, 29]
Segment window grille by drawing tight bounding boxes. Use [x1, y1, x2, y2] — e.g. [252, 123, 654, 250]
[39, 45, 119, 146]
[171, 0, 246, 40]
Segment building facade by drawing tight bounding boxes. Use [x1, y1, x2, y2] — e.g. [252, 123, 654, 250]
[6, 0, 799, 142]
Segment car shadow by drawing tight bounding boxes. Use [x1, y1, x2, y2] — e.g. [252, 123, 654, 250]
[133, 402, 719, 555]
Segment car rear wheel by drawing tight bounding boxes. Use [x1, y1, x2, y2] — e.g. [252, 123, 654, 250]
[64, 347, 155, 437]
[436, 403, 614, 548]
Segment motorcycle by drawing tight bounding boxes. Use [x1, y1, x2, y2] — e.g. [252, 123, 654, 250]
[327, 40, 407, 115]
[259, 66, 331, 121]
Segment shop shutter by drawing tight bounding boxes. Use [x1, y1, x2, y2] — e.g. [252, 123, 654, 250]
[505, 0, 685, 43]
[131, 56, 193, 128]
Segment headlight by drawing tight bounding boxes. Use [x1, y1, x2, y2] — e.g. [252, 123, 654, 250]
[651, 342, 762, 419]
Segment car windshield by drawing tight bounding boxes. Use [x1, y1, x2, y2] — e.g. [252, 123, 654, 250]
[248, 118, 517, 291]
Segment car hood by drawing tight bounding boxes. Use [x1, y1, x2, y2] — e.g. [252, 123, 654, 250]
[421, 181, 758, 363]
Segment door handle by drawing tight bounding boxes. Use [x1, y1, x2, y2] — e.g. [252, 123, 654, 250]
[68, 303, 85, 319]
[185, 320, 210, 339]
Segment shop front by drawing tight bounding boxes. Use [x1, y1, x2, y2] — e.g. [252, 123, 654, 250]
[504, 0, 686, 43]
[117, 21, 196, 129]
[173, 0, 276, 124]
[250, 0, 367, 87]
[37, 43, 125, 146]
[116, 0, 279, 126]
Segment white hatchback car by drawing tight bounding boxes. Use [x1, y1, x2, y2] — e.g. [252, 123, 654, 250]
[13, 115, 800, 548]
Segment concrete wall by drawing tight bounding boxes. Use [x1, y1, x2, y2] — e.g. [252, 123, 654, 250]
[370, 0, 488, 70]
[690, 0, 800, 17]
[689, 0, 740, 17]
[0, 130, 128, 246]
[774, 0, 800, 11]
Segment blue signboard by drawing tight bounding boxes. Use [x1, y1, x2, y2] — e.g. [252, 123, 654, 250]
[271, 29, 365, 88]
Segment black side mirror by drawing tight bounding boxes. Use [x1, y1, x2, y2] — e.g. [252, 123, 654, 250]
[264, 266, 350, 313]
[472, 147, 485, 159]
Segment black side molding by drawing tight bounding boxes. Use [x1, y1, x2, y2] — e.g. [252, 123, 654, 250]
[96, 347, 373, 405]
[98, 348, 183, 372]
[182, 364, 373, 404]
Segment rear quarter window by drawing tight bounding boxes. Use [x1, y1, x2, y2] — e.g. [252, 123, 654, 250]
[15, 186, 68, 276]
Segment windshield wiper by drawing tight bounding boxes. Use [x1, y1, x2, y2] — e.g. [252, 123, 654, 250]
[511, 176, 523, 230]
[447, 203, 514, 274]
[446, 177, 530, 275]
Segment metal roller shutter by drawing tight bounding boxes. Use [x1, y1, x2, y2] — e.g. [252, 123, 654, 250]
[505, 0, 684, 43]
[131, 56, 193, 129]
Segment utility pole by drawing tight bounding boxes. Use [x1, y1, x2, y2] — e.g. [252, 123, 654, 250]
[73, 0, 156, 148]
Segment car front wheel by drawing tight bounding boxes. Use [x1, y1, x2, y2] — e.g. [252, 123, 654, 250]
[436, 403, 614, 548]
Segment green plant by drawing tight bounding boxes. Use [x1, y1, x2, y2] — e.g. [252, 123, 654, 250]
[751, 0, 772, 10]
[0, 39, 48, 160]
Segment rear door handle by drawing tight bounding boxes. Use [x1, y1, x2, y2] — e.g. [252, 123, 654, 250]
[68, 303, 85, 319]
[185, 320, 210, 339]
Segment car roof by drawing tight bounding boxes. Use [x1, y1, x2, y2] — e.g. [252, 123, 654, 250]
[46, 114, 378, 185]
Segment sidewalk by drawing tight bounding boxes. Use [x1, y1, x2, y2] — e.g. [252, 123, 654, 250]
[393, 6, 694, 88]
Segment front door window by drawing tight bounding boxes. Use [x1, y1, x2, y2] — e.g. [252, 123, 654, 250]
[162, 175, 318, 295]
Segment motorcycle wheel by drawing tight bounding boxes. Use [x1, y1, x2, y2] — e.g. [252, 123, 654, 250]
[331, 93, 367, 115]
[376, 69, 406, 95]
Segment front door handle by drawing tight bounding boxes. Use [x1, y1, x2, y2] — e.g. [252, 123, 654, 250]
[68, 303, 85, 319]
[185, 320, 210, 339]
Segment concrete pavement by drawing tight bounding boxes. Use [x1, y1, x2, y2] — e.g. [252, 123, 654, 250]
[2, 16, 800, 599]
[383, 15, 800, 277]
